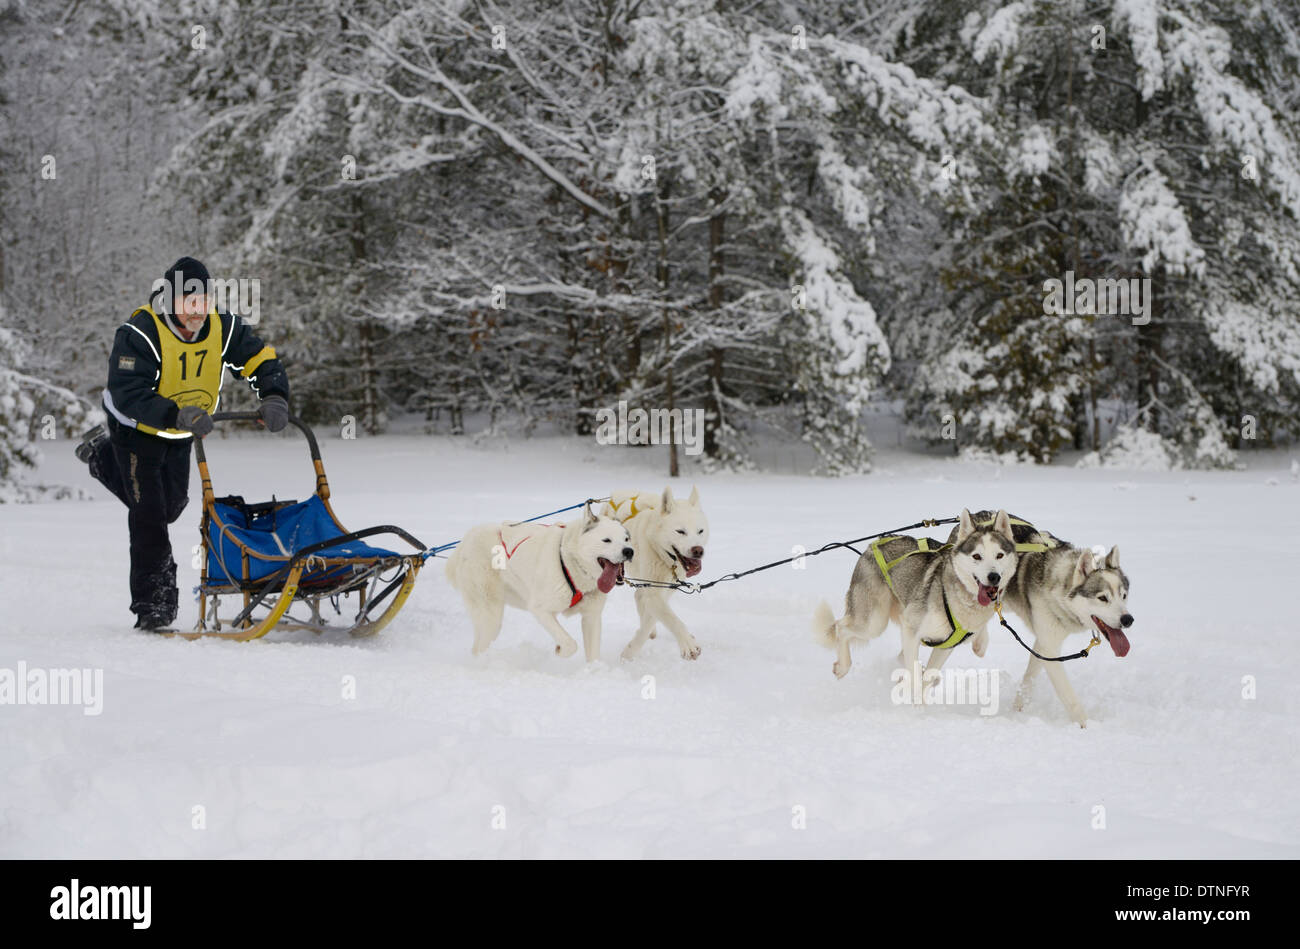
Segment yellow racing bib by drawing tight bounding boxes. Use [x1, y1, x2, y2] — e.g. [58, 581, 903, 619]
[135, 305, 225, 438]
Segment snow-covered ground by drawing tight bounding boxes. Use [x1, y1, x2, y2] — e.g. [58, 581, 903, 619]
[3, 427, 1299, 858]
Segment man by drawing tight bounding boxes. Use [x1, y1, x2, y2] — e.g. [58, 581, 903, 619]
[76, 257, 291, 631]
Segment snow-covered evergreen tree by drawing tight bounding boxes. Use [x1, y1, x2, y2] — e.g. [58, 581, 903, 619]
[0, 300, 96, 502]
[6, 0, 1296, 475]
[0, 313, 41, 499]
[897, 0, 1300, 466]
[0, 0, 182, 407]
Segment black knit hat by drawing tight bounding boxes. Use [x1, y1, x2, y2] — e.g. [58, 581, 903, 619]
[163, 256, 210, 300]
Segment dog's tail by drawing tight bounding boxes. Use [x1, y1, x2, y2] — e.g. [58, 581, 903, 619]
[812, 600, 839, 648]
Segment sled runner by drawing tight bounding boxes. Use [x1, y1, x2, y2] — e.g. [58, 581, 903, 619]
[172, 412, 427, 641]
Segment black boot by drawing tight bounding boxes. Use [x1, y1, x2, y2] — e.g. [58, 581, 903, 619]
[134, 613, 173, 632]
[75, 424, 108, 464]
[133, 557, 179, 631]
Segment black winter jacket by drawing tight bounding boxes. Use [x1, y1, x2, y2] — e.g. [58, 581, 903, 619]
[102, 305, 290, 456]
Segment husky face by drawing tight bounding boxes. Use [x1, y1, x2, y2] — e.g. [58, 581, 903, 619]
[1067, 545, 1132, 657]
[951, 508, 1018, 606]
[576, 505, 635, 593]
[653, 485, 709, 578]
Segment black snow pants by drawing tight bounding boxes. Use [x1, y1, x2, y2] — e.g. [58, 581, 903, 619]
[90, 425, 193, 624]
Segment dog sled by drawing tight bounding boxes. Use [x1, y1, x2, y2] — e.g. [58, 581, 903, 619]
[172, 412, 428, 641]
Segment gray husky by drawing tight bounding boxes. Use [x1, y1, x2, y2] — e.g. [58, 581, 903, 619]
[948, 511, 1133, 726]
[812, 509, 1019, 703]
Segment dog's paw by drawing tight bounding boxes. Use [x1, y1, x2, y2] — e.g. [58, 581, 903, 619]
[972, 631, 989, 658]
[832, 660, 849, 679]
[554, 638, 578, 658]
[620, 643, 642, 661]
[678, 638, 701, 660]
[1012, 693, 1027, 712]
[649, 631, 657, 639]
[921, 670, 943, 704]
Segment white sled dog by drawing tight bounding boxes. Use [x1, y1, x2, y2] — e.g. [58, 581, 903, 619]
[444, 503, 634, 661]
[950, 511, 1133, 727]
[602, 486, 709, 661]
[812, 509, 1019, 703]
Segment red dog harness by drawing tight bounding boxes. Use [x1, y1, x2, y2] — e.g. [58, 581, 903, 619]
[498, 530, 530, 560]
[498, 529, 584, 609]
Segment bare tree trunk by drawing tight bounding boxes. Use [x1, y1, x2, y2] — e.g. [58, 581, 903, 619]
[450, 381, 464, 435]
[1135, 268, 1163, 432]
[348, 190, 379, 435]
[359, 320, 378, 435]
[1131, 85, 1160, 434]
[1065, 1, 1098, 451]
[664, 309, 678, 479]
[655, 159, 677, 478]
[705, 187, 726, 459]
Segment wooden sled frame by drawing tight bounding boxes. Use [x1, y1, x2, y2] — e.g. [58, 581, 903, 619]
[167, 412, 426, 642]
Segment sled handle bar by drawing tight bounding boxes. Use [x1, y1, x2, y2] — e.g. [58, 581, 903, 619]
[193, 412, 322, 464]
[195, 412, 332, 504]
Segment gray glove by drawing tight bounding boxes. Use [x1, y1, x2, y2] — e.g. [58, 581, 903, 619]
[259, 395, 289, 433]
[176, 405, 214, 437]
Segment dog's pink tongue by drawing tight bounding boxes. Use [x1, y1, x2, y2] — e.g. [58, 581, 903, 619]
[685, 560, 702, 577]
[977, 584, 996, 606]
[1108, 629, 1130, 657]
[596, 560, 620, 593]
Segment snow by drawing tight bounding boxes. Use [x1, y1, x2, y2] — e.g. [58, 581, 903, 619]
[1083, 137, 1121, 194]
[1015, 124, 1052, 181]
[1119, 164, 1207, 276]
[2, 428, 1298, 858]
[724, 33, 839, 124]
[724, 36, 789, 121]
[969, 2, 1027, 71]
[1164, 13, 1300, 222]
[1077, 425, 1179, 471]
[263, 59, 332, 183]
[815, 135, 875, 235]
[1112, 0, 1165, 101]
[825, 37, 996, 155]
[779, 207, 888, 385]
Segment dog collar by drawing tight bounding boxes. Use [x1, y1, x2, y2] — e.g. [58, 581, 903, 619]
[558, 552, 583, 608]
